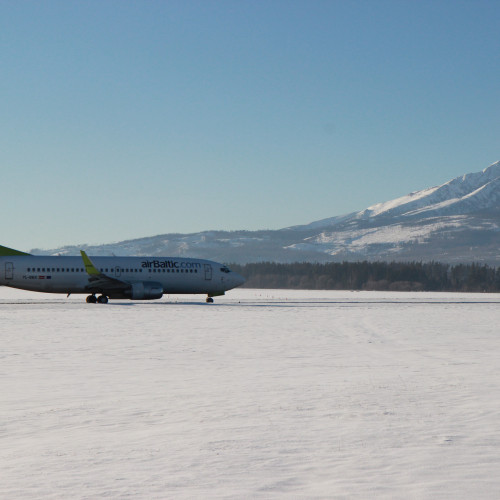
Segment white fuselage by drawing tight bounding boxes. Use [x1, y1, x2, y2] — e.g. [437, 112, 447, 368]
[0, 255, 245, 298]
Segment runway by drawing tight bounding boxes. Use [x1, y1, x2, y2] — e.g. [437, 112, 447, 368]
[2, 288, 500, 498]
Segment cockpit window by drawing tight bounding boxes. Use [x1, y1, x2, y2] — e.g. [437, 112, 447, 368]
[220, 266, 231, 273]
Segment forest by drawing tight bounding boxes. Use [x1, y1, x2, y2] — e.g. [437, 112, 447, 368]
[229, 261, 500, 292]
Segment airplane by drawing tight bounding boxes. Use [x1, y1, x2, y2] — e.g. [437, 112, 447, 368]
[0, 244, 246, 303]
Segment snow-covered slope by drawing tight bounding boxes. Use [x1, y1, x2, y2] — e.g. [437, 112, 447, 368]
[34, 161, 500, 264]
[283, 160, 500, 263]
[358, 161, 500, 220]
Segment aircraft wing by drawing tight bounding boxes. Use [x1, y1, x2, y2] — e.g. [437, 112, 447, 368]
[80, 250, 130, 293]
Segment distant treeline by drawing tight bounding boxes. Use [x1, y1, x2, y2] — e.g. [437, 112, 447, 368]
[229, 261, 500, 292]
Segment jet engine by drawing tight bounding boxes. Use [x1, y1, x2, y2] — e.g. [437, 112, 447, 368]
[128, 281, 164, 300]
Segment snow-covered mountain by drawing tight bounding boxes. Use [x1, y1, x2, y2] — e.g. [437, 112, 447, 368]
[35, 161, 500, 264]
[357, 160, 500, 220]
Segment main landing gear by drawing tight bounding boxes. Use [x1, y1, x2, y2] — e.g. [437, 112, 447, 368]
[206, 297, 214, 303]
[86, 294, 109, 304]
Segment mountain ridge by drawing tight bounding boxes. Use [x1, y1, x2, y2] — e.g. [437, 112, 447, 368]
[34, 160, 500, 265]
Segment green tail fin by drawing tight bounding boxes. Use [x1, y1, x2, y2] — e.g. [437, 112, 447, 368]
[0, 245, 31, 256]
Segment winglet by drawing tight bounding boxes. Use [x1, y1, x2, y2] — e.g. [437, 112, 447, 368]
[80, 250, 101, 276]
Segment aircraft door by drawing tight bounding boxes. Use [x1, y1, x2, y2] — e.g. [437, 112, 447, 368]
[204, 264, 212, 280]
[5, 262, 14, 280]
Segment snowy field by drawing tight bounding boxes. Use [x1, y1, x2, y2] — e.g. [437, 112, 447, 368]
[2, 287, 500, 499]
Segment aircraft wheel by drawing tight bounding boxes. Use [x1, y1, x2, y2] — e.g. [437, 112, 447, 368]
[86, 295, 97, 304]
[206, 297, 214, 303]
[97, 295, 109, 304]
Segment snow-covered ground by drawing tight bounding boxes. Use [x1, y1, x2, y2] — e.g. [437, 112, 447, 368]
[2, 287, 500, 499]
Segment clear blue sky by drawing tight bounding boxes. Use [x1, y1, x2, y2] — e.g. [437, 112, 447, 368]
[2, 0, 500, 251]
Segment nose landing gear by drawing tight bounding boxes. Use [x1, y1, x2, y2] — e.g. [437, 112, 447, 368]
[206, 291, 224, 303]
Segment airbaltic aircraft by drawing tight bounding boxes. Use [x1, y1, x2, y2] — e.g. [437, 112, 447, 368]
[0, 244, 245, 303]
